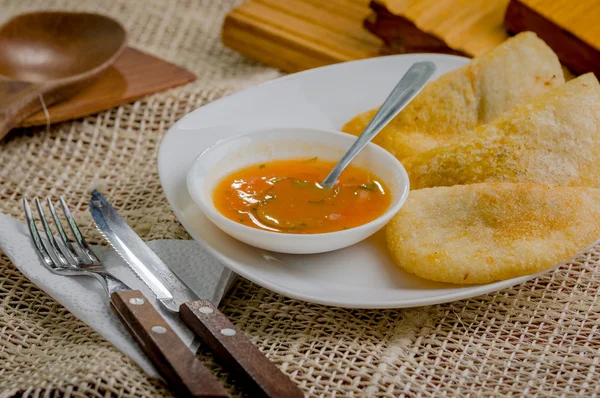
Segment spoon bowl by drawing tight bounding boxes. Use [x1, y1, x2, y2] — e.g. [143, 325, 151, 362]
[0, 12, 127, 139]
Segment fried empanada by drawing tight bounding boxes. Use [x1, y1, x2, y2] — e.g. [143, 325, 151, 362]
[405, 73, 600, 189]
[386, 183, 600, 284]
[342, 32, 564, 161]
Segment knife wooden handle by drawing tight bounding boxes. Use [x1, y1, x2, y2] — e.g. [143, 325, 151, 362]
[180, 300, 304, 398]
[110, 290, 229, 398]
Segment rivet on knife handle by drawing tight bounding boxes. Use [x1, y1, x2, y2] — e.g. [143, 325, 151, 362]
[111, 290, 229, 398]
[180, 300, 304, 398]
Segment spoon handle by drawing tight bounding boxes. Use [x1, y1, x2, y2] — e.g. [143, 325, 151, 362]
[321, 61, 436, 187]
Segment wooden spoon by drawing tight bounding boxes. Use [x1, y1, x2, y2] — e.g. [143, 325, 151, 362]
[0, 12, 127, 139]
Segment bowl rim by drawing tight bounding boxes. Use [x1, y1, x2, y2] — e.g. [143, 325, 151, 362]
[186, 126, 410, 239]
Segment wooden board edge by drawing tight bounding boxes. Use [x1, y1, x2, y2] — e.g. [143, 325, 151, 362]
[365, 0, 466, 56]
[504, 0, 600, 77]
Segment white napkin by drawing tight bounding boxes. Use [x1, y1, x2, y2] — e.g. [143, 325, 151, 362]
[0, 213, 235, 378]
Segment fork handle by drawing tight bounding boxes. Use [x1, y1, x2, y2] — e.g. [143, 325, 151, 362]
[180, 300, 304, 398]
[110, 290, 229, 398]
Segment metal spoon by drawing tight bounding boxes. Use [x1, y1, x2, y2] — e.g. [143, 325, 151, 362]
[321, 61, 436, 188]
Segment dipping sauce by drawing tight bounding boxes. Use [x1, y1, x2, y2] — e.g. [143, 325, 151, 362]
[213, 158, 391, 234]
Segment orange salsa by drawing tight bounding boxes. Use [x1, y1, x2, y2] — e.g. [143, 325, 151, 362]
[213, 158, 391, 234]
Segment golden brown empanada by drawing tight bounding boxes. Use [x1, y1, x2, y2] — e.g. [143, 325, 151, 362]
[342, 32, 564, 161]
[386, 183, 600, 284]
[405, 73, 600, 189]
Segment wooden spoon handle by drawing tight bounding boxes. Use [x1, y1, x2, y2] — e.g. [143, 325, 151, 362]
[180, 300, 304, 398]
[111, 290, 229, 398]
[0, 80, 44, 140]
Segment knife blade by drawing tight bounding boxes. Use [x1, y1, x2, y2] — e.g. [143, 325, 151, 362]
[90, 190, 197, 312]
[90, 190, 304, 398]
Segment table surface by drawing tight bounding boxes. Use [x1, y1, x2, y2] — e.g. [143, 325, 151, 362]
[1, 1, 599, 397]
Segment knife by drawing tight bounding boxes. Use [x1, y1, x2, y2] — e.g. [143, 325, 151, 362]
[90, 190, 303, 398]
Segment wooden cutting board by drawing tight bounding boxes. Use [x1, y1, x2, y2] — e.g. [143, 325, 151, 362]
[368, 0, 598, 77]
[367, 0, 510, 57]
[223, 0, 597, 79]
[222, 0, 383, 73]
[222, 0, 510, 72]
[19, 47, 196, 127]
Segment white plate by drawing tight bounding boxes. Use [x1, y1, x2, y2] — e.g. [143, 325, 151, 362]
[158, 54, 542, 308]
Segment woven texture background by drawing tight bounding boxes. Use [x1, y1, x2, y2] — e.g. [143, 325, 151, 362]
[0, 0, 599, 396]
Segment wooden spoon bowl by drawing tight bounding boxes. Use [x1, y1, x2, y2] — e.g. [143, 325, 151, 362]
[0, 12, 127, 139]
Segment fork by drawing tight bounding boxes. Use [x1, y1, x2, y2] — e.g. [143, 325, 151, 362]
[23, 197, 229, 398]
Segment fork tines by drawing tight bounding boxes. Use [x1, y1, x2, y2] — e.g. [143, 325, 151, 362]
[23, 197, 99, 270]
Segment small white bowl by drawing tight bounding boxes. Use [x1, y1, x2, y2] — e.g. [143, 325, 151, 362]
[186, 127, 410, 254]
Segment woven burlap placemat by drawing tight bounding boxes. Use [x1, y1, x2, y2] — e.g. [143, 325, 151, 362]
[1, 0, 599, 396]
